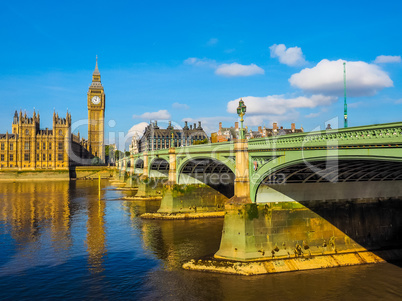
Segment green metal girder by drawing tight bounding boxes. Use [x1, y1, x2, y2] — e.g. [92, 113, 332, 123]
[120, 121, 402, 201]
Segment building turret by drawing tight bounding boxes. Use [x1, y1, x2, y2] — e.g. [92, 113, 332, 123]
[167, 121, 174, 130]
[13, 110, 18, 124]
[92, 55, 101, 82]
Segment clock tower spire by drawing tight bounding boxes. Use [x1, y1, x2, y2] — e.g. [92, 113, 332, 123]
[87, 56, 105, 163]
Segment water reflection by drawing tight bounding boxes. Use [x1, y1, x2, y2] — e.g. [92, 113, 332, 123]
[86, 195, 106, 274]
[0, 181, 108, 275]
[123, 199, 224, 269]
[0, 181, 401, 300]
[0, 182, 71, 249]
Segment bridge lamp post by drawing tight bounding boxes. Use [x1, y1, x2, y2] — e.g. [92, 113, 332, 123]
[237, 98, 247, 140]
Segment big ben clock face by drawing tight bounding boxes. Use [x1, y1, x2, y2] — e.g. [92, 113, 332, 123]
[91, 95, 101, 105]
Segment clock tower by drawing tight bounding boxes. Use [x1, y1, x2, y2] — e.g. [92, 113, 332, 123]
[87, 57, 105, 162]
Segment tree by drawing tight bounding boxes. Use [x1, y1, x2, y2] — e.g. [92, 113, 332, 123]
[91, 156, 101, 166]
[115, 150, 124, 160]
[193, 138, 209, 145]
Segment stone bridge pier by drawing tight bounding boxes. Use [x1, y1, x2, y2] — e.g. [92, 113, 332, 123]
[156, 147, 229, 215]
[135, 151, 164, 198]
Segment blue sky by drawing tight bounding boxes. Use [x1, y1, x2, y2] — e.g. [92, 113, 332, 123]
[1, 0, 401, 148]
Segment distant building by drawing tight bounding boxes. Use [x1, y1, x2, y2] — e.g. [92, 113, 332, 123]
[0, 58, 107, 169]
[129, 134, 140, 154]
[210, 122, 240, 143]
[132, 121, 208, 153]
[211, 122, 303, 142]
[0, 110, 90, 169]
[107, 144, 117, 165]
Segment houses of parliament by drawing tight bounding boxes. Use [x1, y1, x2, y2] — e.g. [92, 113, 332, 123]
[0, 59, 105, 169]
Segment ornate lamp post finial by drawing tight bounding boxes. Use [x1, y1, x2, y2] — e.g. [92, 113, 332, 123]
[236, 98, 247, 139]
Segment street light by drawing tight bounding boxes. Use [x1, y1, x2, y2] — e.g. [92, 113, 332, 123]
[237, 98, 247, 139]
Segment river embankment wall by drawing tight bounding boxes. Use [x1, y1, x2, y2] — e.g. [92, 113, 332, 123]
[0, 166, 114, 181]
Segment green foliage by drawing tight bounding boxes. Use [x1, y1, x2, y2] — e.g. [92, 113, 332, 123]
[246, 203, 259, 220]
[91, 156, 101, 166]
[193, 138, 209, 145]
[115, 150, 124, 160]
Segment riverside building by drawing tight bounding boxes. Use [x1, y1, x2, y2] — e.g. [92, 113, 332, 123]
[130, 121, 208, 153]
[0, 59, 105, 169]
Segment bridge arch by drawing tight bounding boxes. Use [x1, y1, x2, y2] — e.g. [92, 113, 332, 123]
[251, 155, 402, 203]
[177, 156, 235, 198]
[134, 158, 144, 168]
[149, 157, 169, 177]
[132, 158, 144, 175]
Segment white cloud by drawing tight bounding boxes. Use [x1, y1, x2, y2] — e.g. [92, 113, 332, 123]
[289, 59, 393, 97]
[348, 101, 364, 108]
[374, 55, 401, 64]
[243, 112, 300, 127]
[395, 99, 402, 104]
[227, 94, 336, 116]
[224, 48, 235, 53]
[305, 112, 321, 118]
[127, 122, 148, 138]
[172, 102, 189, 110]
[185, 58, 264, 77]
[133, 109, 171, 120]
[269, 44, 306, 66]
[184, 57, 217, 68]
[215, 63, 264, 77]
[207, 38, 218, 46]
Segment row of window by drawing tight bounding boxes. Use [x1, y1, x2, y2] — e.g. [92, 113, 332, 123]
[37, 142, 52, 150]
[23, 129, 64, 136]
[147, 136, 205, 142]
[0, 153, 64, 161]
[0, 142, 63, 151]
[1, 143, 14, 150]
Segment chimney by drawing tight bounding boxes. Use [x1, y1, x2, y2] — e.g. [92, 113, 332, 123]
[258, 126, 262, 133]
[190, 124, 192, 130]
[198, 121, 201, 129]
[273, 122, 278, 130]
[291, 123, 295, 132]
[235, 122, 239, 130]
[219, 122, 222, 130]
[193, 123, 196, 129]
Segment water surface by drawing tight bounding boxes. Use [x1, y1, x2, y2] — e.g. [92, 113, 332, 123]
[0, 181, 401, 300]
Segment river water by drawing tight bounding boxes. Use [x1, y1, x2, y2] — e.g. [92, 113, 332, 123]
[0, 181, 401, 300]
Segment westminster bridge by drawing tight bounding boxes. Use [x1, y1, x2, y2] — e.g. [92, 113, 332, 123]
[116, 121, 402, 263]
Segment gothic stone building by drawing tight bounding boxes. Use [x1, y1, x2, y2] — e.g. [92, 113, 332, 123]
[0, 110, 84, 169]
[0, 59, 105, 169]
[131, 121, 208, 153]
